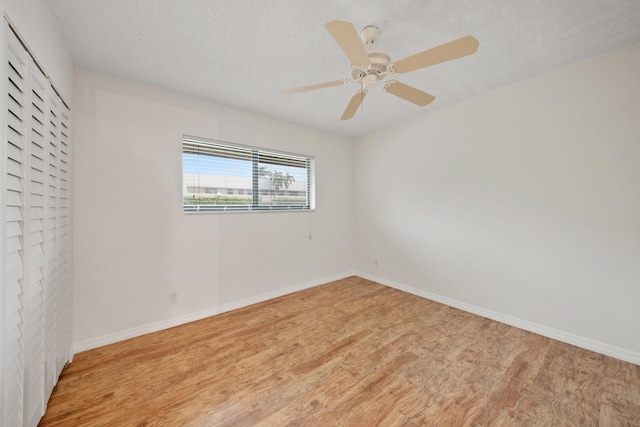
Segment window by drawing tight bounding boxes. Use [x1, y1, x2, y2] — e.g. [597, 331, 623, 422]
[183, 137, 315, 212]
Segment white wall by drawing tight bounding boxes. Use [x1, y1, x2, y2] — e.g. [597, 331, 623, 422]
[354, 43, 640, 363]
[3, 0, 74, 106]
[73, 70, 354, 349]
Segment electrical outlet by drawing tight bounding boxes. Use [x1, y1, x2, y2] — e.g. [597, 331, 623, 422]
[170, 291, 178, 305]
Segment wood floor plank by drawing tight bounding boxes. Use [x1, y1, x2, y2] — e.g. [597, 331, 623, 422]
[39, 277, 640, 426]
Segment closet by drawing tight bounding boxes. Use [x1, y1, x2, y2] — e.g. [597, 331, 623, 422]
[1, 21, 72, 427]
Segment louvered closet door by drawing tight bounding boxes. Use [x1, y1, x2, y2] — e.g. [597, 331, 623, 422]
[22, 59, 49, 427]
[2, 21, 72, 426]
[2, 27, 29, 427]
[43, 90, 60, 399]
[55, 104, 71, 374]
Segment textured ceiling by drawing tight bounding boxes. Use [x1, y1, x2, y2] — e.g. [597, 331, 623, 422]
[47, 0, 640, 137]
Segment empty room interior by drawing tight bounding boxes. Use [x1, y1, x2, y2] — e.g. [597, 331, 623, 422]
[1, 0, 640, 425]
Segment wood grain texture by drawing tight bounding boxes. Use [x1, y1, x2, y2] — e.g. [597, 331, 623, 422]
[39, 277, 640, 426]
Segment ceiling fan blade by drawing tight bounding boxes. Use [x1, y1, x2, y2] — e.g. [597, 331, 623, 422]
[340, 90, 366, 120]
[392, 36, 479, 74]
[282, 79, 350, 94]
[325, 20, 370, 67]
[383, 81, 435, 106]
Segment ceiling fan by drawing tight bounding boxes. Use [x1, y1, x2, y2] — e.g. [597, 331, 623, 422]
[283, 20, 479, 120]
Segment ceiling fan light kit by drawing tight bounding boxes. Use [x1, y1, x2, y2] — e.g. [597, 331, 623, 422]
[283, 20, 479, 121]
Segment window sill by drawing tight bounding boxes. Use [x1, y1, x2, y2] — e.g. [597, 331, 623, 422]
[184, 207, 315, 214]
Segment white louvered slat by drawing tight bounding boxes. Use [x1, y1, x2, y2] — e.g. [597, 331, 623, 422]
[24, 315, 41, 342]
[6, 235, 22, 254]
[7, 109, 24, 134]
[7, 205, 23, 222]
[29, 220, 43, 234]
[31, 129, 44, 146]
[5, 338, 22, 370]
[7, 158, 22, 178]
[31, 95, 44, 115]
[29, 193, 43, 207]
[27, 266, 43, 284]
[7, 142, 24, 164]
[30, 143, 44, 163]
[6, 221, 21, 238]
[31, 172, 44, 187]
[28, 244, 43, 261]
[29, 207, 43, 223]
[30, 182, 43, 196]
[5, 278, 22, 302]
[6, 189, 22, 206]
[8, 76, 23, 105]
[7, 126, 22, 148]
[8, 94, 23, 118]
[8, 54, 25, 82]
[7, 175, 23, 193]
[29, 207, 43, 222]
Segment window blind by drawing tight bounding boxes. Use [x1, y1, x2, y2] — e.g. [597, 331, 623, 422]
[183, 137, 315, 213]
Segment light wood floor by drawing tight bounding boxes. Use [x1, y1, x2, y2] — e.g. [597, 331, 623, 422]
[40, 277, 640, 426]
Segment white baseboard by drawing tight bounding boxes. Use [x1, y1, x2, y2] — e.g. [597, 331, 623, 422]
[73, 270, 357, 353]
[356, 271, 640, 366]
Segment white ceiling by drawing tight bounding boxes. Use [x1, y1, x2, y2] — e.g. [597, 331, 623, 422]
[47, 0, 640, 138]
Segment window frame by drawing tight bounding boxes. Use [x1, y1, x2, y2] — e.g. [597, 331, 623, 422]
[182, 136, 315, 213]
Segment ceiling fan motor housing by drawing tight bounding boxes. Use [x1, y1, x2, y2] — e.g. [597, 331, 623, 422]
[350, 50, 391, 83]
